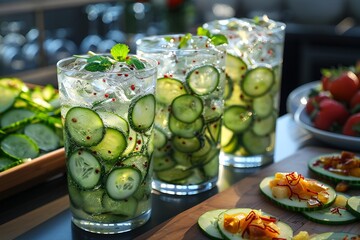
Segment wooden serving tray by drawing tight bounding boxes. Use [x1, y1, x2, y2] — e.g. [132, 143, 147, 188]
[136, 147, 360, 239]
[0, 148, 66, 199]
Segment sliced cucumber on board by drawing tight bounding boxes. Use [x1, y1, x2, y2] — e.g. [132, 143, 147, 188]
[346, 196, 360, 218]
[260, 176, 337, 211]
[1, 134, 39, 159]
[217, 208, 293, 240]
[302, 193, 358, 225]
[308, 155, 360, 186]
[197, 209, 226, 240]
[310, 232, 360, 240]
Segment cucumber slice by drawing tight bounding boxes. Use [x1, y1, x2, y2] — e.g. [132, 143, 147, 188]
[128, 94, 155, 132]
[310, 232, 360, 240]
[223, 106, 253, 133]
[222, 134, 239, 154]
[242, 130, 271, 155]
[81, 189, 105, 214]
[172, 136, 203, 153]
[156, 78, 187, 105]
[186, 65, 220, 96]
[122, 129, 137, 156]
[172, 151, 192, 167]
[120, 154, 150, 181]
[171, 94, 203, 123]
[65, 107, 104, 147]
[217, 208, 293, 240]
[153, 155, 176, 171]
[0, 87, 18, 114]
[224, 75, 233, 100]
[90, 128, 127, 162]
[241, 67, 274, 97]
[1, 134, 39, 159]
[0, 156, 22, 172]
[308, 155, 360, 186]
[303, 193, 358, 225]
[252, 113, 276, 137]
[24, 123, 60, 151]
[202, 149, 220, 178]
[225, 53, 247, 83]
[153, 127, 167, 149]
[97, 111, 129, 136]
[169, 114, 204, 138]
[68, 150, 102, 189]
[206, 119, 221, 143]
[156, 167, 193, 183]
[1, 108, 35, 128]
[198, 209, 227, 240]
[253, 93, 274, 118]
[346, 196, 360, 218]
[106, 167, 142, 200]
[102, 194, 138, 217]
[260, 176, 337, 211]
[220, 126, 234, 147]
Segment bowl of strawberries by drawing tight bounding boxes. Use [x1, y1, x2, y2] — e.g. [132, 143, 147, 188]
[294, 62, 360, 151]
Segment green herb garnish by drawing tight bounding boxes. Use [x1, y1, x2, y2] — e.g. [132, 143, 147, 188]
[77, 43, 145, 72]
[178, 33, 192, 49]
[197, 27, 228, 46]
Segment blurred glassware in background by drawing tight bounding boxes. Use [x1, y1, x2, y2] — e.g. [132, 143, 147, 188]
[241, 0, 283, 20]
[79, 3, 106, 53]
[0, 21, 27, 73]
[194, 0, 239, 22]
[22, 28, 40, 70]
[98, 4, 127, 53]
[43, 28, 77, 65]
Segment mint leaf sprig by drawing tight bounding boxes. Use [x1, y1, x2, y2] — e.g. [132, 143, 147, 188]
[74, 44, 145, 72]
[197, 27, 228, 46]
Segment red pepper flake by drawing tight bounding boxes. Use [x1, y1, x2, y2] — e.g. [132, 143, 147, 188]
[107, 150, 112, 154]
[205, 44, 208, 48]
[77, 150, 82, 155]
[157, 61, 161, 65]
[195, 71, 199, 74]
[129, 137, 133, 141]
[86, 136, 91, 140]
[102, 79, 106, 82]
[93, 92, 97, 96]
[95, 168, 100, 174]
[192, 60, 196, 63]
[131, 84, 136, 91]
[260, 58, 264, 62]
[117, 73, 123, 76]
[111, 98, 116, 102]
[211, 106, 216, 111]
[130, 67, 134, 70]
[125, 73, 129, 77]
[137, 139, 142, 145]
[268, 49, 273, 55]
[182, 70, 187, 75]
[104, 93, 109, 98]
[71, 118, 77, 123]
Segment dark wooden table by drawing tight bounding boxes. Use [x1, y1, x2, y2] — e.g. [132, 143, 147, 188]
[0, 114, 354, 240]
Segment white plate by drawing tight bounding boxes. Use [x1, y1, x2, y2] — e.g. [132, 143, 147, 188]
[286, 81, 320, 115]
[294, 106, 360, 151]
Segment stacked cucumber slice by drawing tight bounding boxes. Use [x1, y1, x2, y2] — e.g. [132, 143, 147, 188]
[64, 93, 155, 223]
[221, 53, 280, 156]
[0, 78, 63, 172]
[198, 208, 293, 240]
[152, 65, 223, 187]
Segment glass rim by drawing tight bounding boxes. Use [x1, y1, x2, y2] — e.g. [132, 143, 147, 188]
[136, 34, 226, 53]
[203, 17, 286, 34]
[56, 54, 158, 74]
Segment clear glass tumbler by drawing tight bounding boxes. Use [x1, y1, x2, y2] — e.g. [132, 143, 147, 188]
[57, 53, 157, 233]
[203, 17, 286, 168]
[137, 34, 226, 195]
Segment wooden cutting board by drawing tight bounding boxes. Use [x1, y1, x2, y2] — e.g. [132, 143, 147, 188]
[136, 146, 360, 239]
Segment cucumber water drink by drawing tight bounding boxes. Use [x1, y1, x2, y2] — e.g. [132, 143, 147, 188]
[57, 47, 157, 234]
[203, 17, 286, 167]
[137, 35, 226, 195]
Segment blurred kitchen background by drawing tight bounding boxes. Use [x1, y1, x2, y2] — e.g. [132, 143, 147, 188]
[0, 0, 360, 115]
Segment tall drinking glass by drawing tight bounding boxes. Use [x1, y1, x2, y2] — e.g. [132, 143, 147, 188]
[137, 35, 226, 195]
[203, 17, 286, 168]
[57, 53, 157, 233]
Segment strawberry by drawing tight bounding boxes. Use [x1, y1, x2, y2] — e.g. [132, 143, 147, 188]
[328, 71, 359, 103]
[313, 99, 350, 131]
[305, 93, 330, 116]
[343, 113, 360, 136]
[350, 90, 360, 113]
